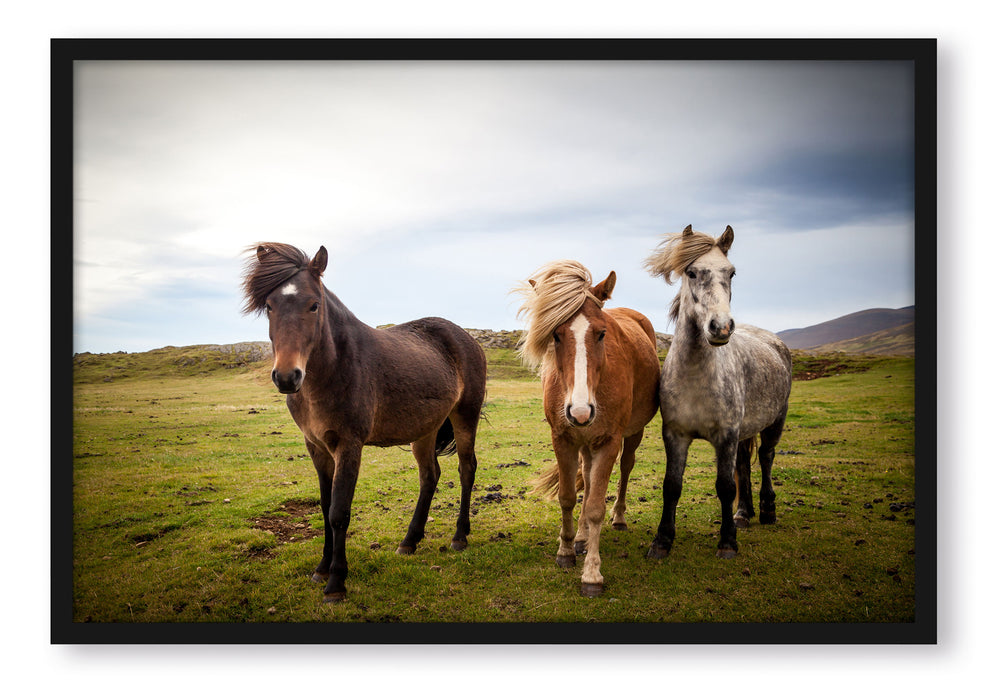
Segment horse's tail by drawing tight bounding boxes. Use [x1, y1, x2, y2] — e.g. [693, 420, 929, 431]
[435, 418, 457, 457]
[734, 436, 760, 495]
[530, 464, 585, 499]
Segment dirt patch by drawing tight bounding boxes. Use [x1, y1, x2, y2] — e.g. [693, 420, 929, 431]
[793, 358, 868, 381]
[250, 498, 321, 545]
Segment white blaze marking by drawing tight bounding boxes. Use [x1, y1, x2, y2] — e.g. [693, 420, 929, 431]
[281, 283, 298, 296]
[568, 314, 593, 420]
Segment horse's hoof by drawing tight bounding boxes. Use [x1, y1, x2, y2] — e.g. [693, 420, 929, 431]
[760, 512, 777, 525]
[612, 522, 628, 531]
[323, 591, 347, 604]
[733, 515, 750, 528]
[645, 542, 670, 560]
[312, 571, 329, 583]
[450, 539, 468, 552]
[581, 582, 605, 598]
[396, 544, 416, 555]
[574, 540, 587, 555]
[716, 547, 738, 560]
[556, 554, 576, 569]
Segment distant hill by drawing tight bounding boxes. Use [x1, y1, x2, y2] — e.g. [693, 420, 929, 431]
[777, 307, 915, 356]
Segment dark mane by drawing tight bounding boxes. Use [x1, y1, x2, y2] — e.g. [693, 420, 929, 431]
[241, 242, 312, 315]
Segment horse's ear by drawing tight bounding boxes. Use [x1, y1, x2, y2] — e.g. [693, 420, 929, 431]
[592, 271, 617, 303]
[682, 224, 693, 236]
[716, 225, 734, 254]
[256, 245, 271, 260]
[310, 246, 329, 276]
[529, 279, 537, 288]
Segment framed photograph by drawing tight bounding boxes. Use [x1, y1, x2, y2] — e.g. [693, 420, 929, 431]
[53, 38, 935, 644]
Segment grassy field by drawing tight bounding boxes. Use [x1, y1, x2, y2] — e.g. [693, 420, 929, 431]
[69, 345, 917, 630]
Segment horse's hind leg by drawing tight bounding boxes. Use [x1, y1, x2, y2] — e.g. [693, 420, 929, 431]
[758, 411, 787, 525]
[448, 408, 480, 551]
[397, 432, 441, 555]
[733, 438, 756, 528]
[611, 430, 642, 531]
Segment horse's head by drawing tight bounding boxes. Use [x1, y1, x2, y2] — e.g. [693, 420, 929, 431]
[680, 226, 736, 346]
[546, 271, 616, 427]
[254, 244, 329, 394]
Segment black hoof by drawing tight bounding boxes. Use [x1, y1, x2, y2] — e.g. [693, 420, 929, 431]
[574, 540, 587, 555]
[645, 542, 670, 560]
[733, 514, 750, 528]
[581, 582, 604, 598]
[323, 590, 347, 604]
[556, 553, 576, 569]
[450, 538, 468, 552]
[716, 547, 738, 560]
[396, 544, 416, 555]
[612, 522, 628, 531]
[760, 511, 777, 525]
[312, 571, 329, 583]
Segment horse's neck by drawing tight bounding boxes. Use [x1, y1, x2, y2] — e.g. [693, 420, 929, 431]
[668, 312, 721, 373]
[306, 288, 371, 381]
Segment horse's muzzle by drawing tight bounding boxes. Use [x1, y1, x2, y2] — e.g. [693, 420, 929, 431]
[566, 403, 596, 427]
[707, 318, 735, 346]
[272, 367, 305, 394]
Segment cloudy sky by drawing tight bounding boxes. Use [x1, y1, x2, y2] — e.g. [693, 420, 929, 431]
[72, 59, 915, 354]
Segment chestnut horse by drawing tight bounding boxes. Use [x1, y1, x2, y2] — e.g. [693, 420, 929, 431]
[517, 261, 660, 597]
[643, 225, 791, 560]
[242, 243, 487, 603]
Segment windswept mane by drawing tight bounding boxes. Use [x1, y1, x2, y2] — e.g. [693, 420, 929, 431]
[241, 242, 312, 315]
[513, 260, 603, 369]
[643, 225, 719, 323]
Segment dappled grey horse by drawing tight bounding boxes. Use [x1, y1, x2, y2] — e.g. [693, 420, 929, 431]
[643, 225, 792, 560]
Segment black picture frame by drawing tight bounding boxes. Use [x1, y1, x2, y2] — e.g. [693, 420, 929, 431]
[52, 37, 936, 645]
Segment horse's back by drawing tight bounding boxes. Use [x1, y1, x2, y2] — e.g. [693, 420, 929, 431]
[608, 307, 659, 351]
[381, 316, 487, 395]
[735, 324, 792, 375]
[732, 323, 792, 434]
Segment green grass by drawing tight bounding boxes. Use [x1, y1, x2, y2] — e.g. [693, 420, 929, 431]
[71, 348, 916, 624]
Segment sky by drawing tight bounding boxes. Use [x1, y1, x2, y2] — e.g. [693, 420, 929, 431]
[71, 59, 916, 353]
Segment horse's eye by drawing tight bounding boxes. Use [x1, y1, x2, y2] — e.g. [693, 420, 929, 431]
[553, 332, 561, 344]
[310, 302, 319, 313]
[265, 303, 272, 314]
[686, 270, 697, 279]
[597, 330, 606, 342]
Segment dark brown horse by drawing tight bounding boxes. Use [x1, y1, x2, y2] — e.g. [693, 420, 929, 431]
[517, 260, 661, 597]
[242, 243, 487, 603]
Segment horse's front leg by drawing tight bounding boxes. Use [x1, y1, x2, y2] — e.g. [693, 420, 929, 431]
[552, 438, 581, 569]
[322, 442, 363, 603]
[713, 431, 741, 559]
[579, 437, 622, 597]
[647, 428, 690, 560]
[306, 439, 336, 585]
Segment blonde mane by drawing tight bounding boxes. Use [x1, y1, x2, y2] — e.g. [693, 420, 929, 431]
[513, 260, 604, 370]
[643, 225, 720, 322]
